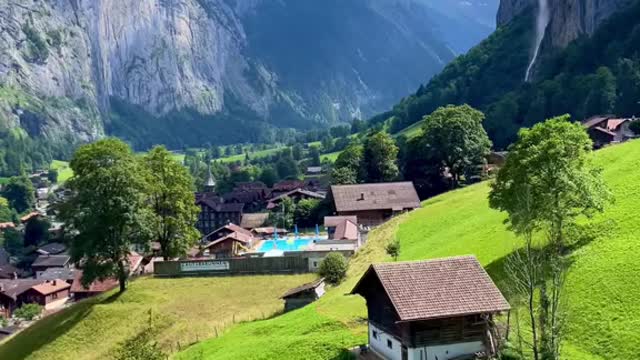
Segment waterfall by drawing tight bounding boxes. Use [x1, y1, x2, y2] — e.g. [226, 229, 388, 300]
[525, 0, 551, 82]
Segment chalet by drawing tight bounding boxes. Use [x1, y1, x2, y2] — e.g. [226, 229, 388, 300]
[20, 279, 70, 310]
[202, 223, 255, 243]
[330, 182, 421, 227]
[223, 190, 265, 212]
[272, 180, 306, 197]
[583, 116, 636, 148]
[281, 278, 325, 312]
[199, 232, 252, 259]
[195, 197, 244, 235]
[351, 256, 510, 360]
[0, 279, 70, 317]
[31, 254, 71, 273]
[324, 216, 359, 240]
[252, 227, 288, 239]
[266, 188, 325, 210]
[240, 213, 270, 230]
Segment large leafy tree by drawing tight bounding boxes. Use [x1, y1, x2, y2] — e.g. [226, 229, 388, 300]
[489, 116, 611, 360]
[61, 139, 154, 292]
[419, 105, 492, 187]
[362, 131, 399, 183]
[144, 146, 200, 260]
[331, 144, 364, 185]
[2, 176, 35, 213]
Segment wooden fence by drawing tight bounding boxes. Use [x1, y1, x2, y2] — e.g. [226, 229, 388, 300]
[154, 256, 310, 277]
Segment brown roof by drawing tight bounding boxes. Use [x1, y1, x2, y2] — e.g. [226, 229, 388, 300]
[31, 279, 70, 296]
[0, 222, 15, 230]
[0, 264, 19, 279]
[240, 213, 269, 229]
[32, 255, 71, 268]
[351, 256, 510, 322]
[70, 270, 118, 294]
[0, 279, 45, 300]
[209, 223, 254, 239]
[196, 198, 244, 213]
[273, 180, 305, 192]
[331, 182, 420, 213]
[282, 278, 324, 299]
[324, 216, 358, 227]
[268, 188, 325, 203]
[593, 127, 616, 137]
[606, 118, 630, 131]
[203, 232, 252, 249]
[582, 115, 612, 128]
[334, 220, 359, 240]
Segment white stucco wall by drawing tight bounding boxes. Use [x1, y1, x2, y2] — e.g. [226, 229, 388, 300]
[369, 322, 402, 360]
[411, 341, 484, 360]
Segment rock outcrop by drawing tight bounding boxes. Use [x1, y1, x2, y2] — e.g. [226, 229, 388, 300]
[0, 0, 492, 147]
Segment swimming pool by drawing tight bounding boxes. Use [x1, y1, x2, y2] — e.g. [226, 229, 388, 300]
[258, 238, 313, 252]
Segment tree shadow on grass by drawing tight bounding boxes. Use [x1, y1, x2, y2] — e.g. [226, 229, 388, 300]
[0, 298, 97, 360]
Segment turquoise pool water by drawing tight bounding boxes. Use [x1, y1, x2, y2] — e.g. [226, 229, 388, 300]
[259, 238, 313, 252]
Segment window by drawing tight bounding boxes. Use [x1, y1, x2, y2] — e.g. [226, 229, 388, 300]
[387, 339, 393, 349]
[372, 330, 378, 339]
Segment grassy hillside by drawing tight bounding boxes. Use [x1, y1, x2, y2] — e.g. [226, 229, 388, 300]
[178, 140, 640, 360]
[0, 274, 316, 360]
[50, 160, 73, 183]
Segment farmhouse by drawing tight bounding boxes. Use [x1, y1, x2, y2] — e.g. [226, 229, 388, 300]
[331, 182, 421, 226]
[351, 256, 510, 360]
[266, 188, 325, 210]
[583, 115, 636, 148]
[199, 232, 252, 259]
[281, 278, 325, 312]
[0, 279, 70, 317]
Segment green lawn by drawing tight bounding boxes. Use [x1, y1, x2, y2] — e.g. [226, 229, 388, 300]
[0, 274, 316, 360]
[178, 139, 640, 360]
[50, 160, 73, 183]
[216, 146, 284, 163]
[394, 119, 424, 139]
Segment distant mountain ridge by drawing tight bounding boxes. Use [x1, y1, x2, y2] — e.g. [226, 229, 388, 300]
[0, 0, 496, 150]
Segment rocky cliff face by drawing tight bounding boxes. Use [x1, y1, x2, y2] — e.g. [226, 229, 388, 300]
[0, 0, 487, 148]
[497, 0, 632, 48]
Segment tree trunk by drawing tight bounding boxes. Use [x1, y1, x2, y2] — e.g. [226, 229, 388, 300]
[118, 260, 127, 293]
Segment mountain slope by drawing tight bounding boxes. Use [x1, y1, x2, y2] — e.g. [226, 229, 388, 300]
[177, 139, 640, 360]
[377, 0, 638, 149]
[0, 0, 496, 153]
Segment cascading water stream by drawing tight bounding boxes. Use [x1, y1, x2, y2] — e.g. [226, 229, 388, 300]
[525, 0, 551, 82]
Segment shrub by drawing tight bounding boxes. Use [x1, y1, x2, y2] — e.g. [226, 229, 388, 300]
[22, 24, 49, 63]
[115, 330, 166, 360]
[319, 252, 348, 285]
[385, 240, 400, 261]
[13, 303, 42, 321]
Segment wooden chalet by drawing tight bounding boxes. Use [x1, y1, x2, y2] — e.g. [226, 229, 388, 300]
[0, 279, 70, 317]
[266, 188, 325, 210]
[583, 115, 637, 148]
[199, 232, 253, 259]
[202, 223, 254, 243]
[351, 256, 510, 360]
[281, 278, 325, 312]
[195, 196, 244, 235]
[331, 182, 420, 227]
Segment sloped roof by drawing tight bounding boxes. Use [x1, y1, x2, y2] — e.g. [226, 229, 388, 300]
[282, 278, 324, 299]
[32, 255, 70, 268]
[0, 264, 19, 279]
[582, 115, 612, 128]
[334, 220, 359, 240]
[273, 180, 305, 191]
[268, 188, 325, 203]
[203, 232, 252, 250]
[324, 216, 358, 228]
[606, 118, 631, 131]
[351, 256, 510, 322]
[37, 242, 67, 255]
[20, 212, 41, 223]
[31, 279, 70, 296]
[70, 270, 118, 294]
[240, 213, 269, 229]
[37, 267, 75, 282]
[197, 198, 244, 213]
[0, 279, 43, 300]
[331, 182, 420, 212]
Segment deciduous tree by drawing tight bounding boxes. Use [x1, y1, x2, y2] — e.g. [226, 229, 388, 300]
[144, 146, 200, 261]
[419, 105, 492, 188]
[61, 139, 155, 293]
[2, 176, 35, 213]
[362, 131, 399, 183]
[489, 116, 611, 360]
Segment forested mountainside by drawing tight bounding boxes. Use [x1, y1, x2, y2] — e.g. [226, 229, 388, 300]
[379, 0, 639, 149]
[0, 0, 497, 174]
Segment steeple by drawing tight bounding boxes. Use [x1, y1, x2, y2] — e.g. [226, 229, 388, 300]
[205, 163, 216, 193]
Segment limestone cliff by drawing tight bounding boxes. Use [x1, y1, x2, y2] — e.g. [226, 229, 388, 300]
[0, 0, 488, 148]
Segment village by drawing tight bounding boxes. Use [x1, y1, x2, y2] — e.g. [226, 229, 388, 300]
[0, 111, 637, 360]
